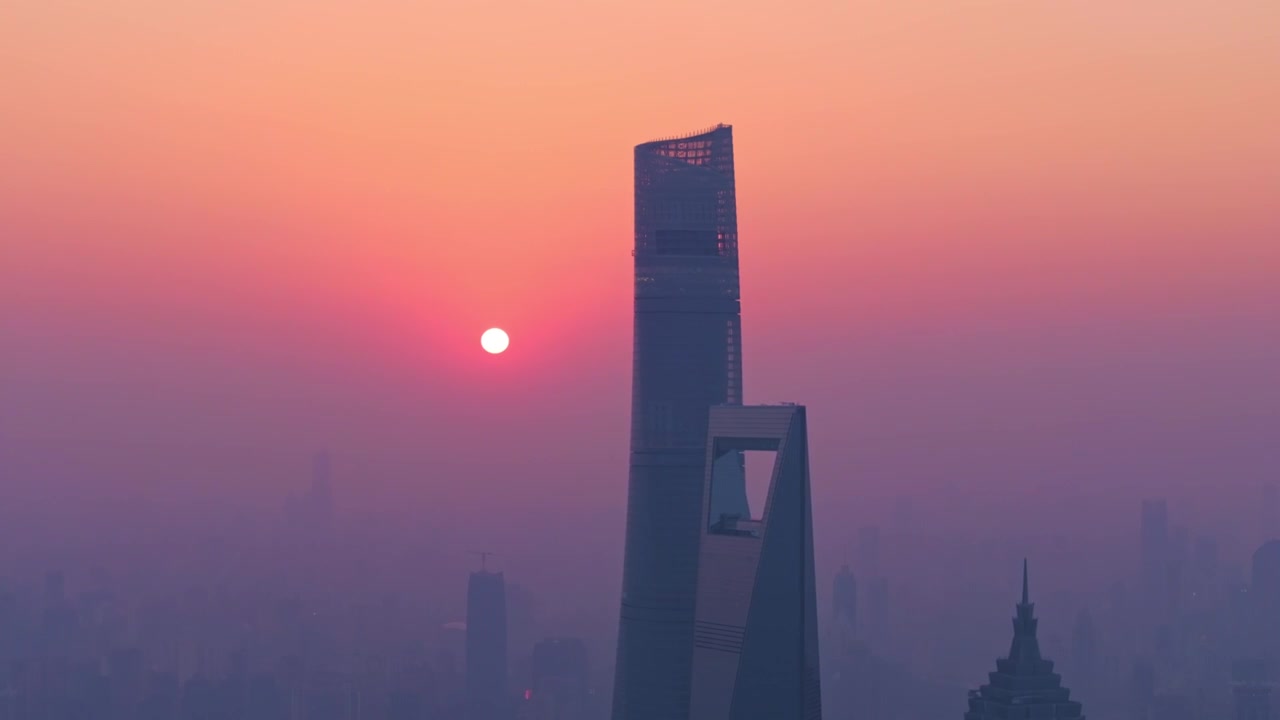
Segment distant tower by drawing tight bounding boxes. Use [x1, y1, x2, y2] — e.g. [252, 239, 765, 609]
[688, 405, 821, 720]
[614, 124, 743, 720]
[832, 564, 857, 648]
[528, 638, 589, 720]
[965, 561, 1085, 720]
[1233, 659, 1272, 720]
[467, 569, 509, 720]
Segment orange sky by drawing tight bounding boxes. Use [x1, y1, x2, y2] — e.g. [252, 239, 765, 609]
[2, 0, 1278, 531]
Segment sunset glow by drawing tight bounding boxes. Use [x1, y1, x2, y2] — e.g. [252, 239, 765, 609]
[1, 0, 1276, 555]
[481, 328, 510, 355]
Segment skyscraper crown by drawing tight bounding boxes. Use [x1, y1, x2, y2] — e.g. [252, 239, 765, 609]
[964, 561, 1085, 720]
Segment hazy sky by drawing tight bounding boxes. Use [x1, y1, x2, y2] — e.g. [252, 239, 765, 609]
[2, 0, 1278, 560]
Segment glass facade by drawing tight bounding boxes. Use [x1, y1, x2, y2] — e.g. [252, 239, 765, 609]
[613, 124, 745, 720]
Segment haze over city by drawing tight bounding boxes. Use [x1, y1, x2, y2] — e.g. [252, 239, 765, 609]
[1, 1, 1278, 719]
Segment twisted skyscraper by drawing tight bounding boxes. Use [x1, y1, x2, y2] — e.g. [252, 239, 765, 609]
[613, 124, 745, 720]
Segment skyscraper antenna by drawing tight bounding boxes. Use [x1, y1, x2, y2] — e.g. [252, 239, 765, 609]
[469, 551, 497, 571]
[1022, 558, 1030, 605]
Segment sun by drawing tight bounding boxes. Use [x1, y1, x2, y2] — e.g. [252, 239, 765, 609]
[481, 328, 510, 354]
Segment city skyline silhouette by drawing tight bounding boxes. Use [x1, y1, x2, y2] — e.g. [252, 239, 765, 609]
[2, 1, 1278, 719]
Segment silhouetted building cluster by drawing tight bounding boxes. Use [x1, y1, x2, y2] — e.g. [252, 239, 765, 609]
[5, 126, 1276, 720]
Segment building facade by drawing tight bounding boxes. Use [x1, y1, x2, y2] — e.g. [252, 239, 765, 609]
[613, 124, 744, 720]
[688, 404, 821, 720]
[467, 570, 509, 720]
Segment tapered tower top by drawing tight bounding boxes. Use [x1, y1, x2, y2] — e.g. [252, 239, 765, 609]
[964, 561, 1085, 720]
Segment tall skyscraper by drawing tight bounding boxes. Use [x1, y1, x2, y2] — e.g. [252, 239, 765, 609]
[964, 562, 1084, 720]
[614, 124, 743, 720]
[467, 570, 509, 720]
[688, 404, 821, 720]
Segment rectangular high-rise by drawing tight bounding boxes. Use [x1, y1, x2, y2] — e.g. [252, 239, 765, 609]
[468, 570, 509, 720]
[613, 124, 745, 720]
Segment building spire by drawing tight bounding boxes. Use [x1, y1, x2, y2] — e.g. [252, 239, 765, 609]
[966, 559, 1084, 720]
[1022, 558, 1030, 606]
[1007, 559, 1042, 666]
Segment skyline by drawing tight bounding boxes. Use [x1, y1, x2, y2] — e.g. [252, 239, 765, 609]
[2, 4, 1279, 706]
[1, 3, 1278, 718]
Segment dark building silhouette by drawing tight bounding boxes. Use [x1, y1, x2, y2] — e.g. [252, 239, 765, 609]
[527, 638, 589, 720]
[689, 405, 822, 720]
[467, 570, 509, 720]
[965, 562, 1085, 720]
[614, 123, 743, 720]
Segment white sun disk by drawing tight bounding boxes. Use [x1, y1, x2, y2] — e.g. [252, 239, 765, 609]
[481, 328, 510, 354]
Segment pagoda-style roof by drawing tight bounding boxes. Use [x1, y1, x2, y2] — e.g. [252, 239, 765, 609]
[964, 561, 1085, 720]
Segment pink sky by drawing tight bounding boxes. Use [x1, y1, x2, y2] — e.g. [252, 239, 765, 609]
[2, 0, 1278, 544]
